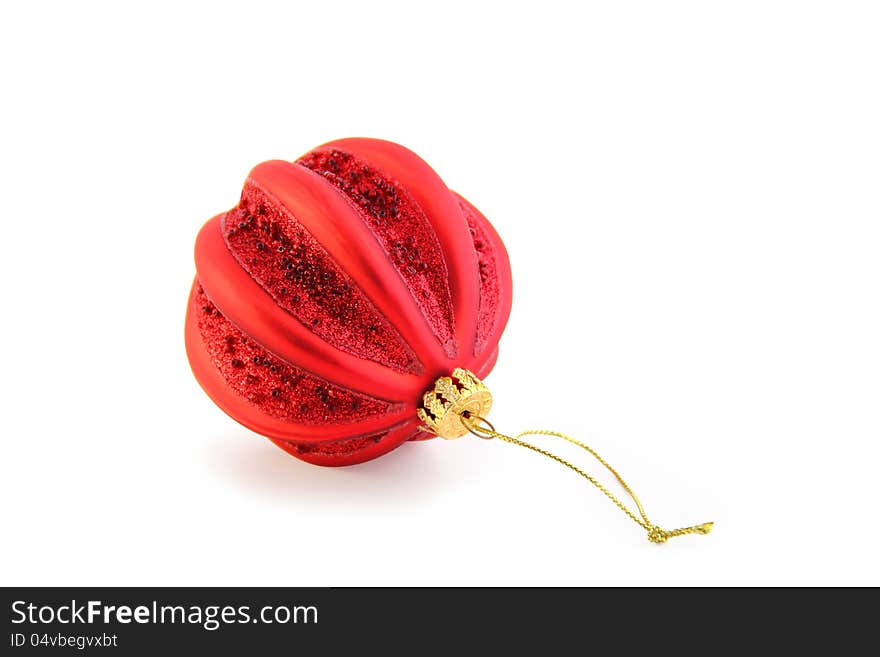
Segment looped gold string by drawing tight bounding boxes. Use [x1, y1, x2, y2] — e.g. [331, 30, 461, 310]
[460, 412, 713, 544]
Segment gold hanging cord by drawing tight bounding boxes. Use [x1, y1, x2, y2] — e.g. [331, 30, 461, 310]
[462, 413, 712, 544]
[418, 368, 713, 544]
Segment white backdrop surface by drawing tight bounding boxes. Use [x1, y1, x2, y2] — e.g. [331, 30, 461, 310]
[1, 1, 878, 586]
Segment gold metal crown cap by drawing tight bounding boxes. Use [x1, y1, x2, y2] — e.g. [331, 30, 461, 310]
[417, 368, 493, 439]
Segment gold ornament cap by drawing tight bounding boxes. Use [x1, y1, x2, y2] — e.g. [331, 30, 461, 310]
[417, 368, 493, 439]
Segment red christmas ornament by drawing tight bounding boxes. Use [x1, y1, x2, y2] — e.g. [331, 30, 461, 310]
[186, 138, 512, 466]
[187, 137, 713, 543]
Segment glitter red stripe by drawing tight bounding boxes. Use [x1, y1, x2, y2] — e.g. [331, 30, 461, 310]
[246, 160, 450, 375]
[186, 281, 416, 442]
[298, 147, 456, 356]
[194, 214, 423, 401]
[320, 138, 481, 357]
[224, 177, 421, 374]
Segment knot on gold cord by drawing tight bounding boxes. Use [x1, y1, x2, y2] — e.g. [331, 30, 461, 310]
[647, 526, 670, 544]
[647, 522, 714, 544]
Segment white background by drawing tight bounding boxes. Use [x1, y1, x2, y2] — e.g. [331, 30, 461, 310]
[1, 1, 878, 586]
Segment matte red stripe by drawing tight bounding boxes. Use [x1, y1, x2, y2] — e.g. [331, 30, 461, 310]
[248, 160, 450, 376]
[195, 215, 422, 402]
[270, 419, 420, 467]
[453, 192, 513, 358]
[186, 280, 415, 441]
[474, 344, 500, 381]
[321, 138, 480, 359]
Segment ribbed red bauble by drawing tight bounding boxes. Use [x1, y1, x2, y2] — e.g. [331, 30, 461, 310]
[186, 138, 512, 466]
